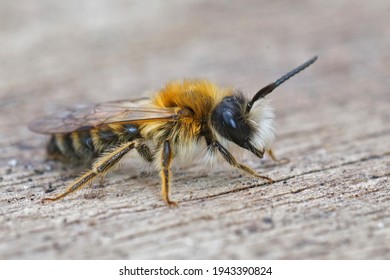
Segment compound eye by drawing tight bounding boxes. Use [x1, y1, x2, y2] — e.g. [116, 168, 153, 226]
[222, 111, 247, 145]
[213, 110, 248, 147]
[211, 95, 252, 149]
[222, 111, 237, 129]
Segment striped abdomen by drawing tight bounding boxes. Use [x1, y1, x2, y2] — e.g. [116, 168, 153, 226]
[47, 124, 140, 161]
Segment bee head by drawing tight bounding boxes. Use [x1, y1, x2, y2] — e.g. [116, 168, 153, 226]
[211, 56, 318, 157]
[211, 92, 274, 158]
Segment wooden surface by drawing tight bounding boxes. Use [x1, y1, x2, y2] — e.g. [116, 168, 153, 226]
[1, 0, 389, 259]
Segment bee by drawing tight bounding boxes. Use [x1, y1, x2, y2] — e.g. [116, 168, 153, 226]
[29, 56, 317, 207]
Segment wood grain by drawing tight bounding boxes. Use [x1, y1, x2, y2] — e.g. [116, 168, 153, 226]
[0, 0, 389, 259]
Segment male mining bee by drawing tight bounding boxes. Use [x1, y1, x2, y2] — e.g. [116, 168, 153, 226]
[29, 56, 317, 207]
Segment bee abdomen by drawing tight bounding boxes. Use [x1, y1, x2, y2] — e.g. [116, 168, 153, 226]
[47, 135, 62, 158]
[47, 131, 97, 160]
[47, 124, 141, 161]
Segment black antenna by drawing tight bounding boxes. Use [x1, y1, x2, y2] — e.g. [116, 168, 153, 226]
[246, 55, 318, 113]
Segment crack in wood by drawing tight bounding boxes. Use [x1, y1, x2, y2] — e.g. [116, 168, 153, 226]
[184, 152, 389, 203]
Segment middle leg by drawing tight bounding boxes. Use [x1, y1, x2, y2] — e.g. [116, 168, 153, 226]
[159, 140, 177, 207]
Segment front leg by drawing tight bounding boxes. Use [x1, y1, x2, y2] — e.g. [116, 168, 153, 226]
[267, 149, 290, 164]
[209, 140, 273, 182]
[160, 140, 177, 207]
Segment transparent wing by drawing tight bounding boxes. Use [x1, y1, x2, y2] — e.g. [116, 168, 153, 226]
[29, 99, 177, 134]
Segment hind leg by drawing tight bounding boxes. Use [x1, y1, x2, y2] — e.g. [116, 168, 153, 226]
[42, 141, 138, 202]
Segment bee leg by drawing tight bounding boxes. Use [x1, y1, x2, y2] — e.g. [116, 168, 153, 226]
[41, 141, 137, 203]
[267, 149, 289, 164]
[136, 143, 154, 162]
[159, 140, 178, 207]
[210, 141, 273, 183]
[98, 176, 105, 187]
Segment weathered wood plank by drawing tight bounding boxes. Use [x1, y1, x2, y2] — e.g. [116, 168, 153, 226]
[0, 0, 389, 259]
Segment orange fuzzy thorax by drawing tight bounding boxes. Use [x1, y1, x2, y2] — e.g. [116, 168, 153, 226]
[153, 80, 230, 120]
